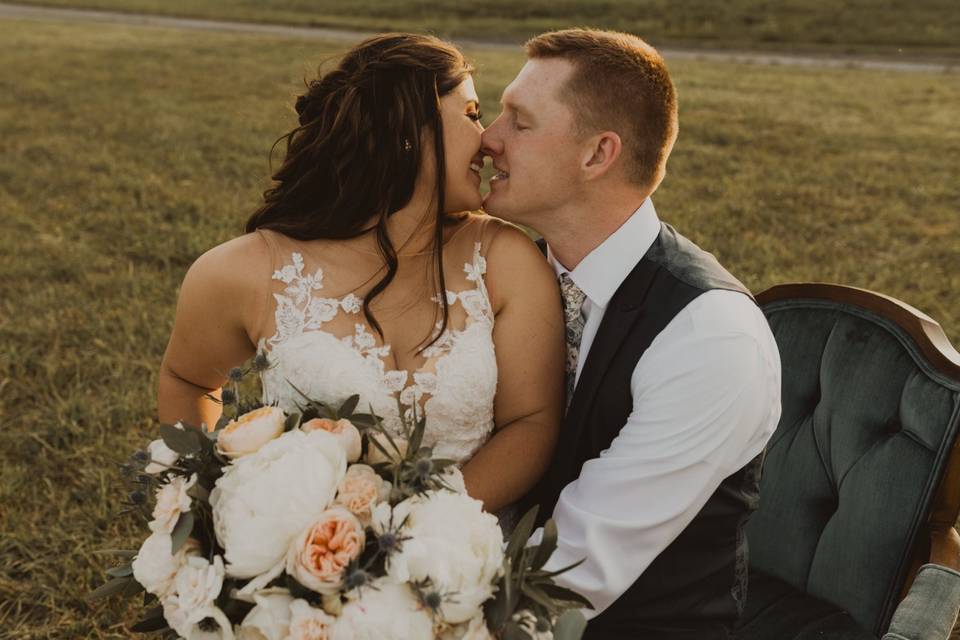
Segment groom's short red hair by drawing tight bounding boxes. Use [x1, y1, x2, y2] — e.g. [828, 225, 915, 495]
[526, 29, 678, 191]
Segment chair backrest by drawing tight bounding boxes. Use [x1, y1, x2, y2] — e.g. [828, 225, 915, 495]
[746, 283, 960, 635]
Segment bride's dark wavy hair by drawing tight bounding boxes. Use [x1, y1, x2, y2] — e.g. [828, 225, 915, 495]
[246, 33, 474, 343]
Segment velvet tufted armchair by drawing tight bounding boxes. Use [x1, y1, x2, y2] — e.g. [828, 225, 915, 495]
[737, 283, 960, 640]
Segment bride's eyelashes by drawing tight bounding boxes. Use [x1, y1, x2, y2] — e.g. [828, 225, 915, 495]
[467, 111, 483, 122]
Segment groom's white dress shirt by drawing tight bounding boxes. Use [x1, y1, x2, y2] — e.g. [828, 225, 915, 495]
[535, 198, 782, 619]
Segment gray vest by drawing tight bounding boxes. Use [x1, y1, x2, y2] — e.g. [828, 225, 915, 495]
[529, 223, 764, 639]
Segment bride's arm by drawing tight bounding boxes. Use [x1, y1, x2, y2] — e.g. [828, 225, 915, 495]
[157, 235, 268, 429]
[460, 224, 565, 512]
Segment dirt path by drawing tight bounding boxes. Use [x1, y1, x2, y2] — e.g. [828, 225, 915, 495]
[2, 1, 957, 74]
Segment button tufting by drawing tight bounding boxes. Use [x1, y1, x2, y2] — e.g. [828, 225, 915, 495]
[885, 416, 902, 435]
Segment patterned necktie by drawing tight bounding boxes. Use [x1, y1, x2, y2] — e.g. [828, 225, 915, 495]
[559, 273, 587, 411]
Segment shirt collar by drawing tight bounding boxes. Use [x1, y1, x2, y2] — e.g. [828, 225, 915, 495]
[548, 198, 661, 311]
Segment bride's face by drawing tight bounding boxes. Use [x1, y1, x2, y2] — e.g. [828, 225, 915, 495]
[438, 76, 485, 212]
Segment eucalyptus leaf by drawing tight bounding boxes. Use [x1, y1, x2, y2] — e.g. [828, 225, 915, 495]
[505, 506, 539, 567]
[552, 609, 588, 640]
[531, 557, 586, 579]
[92, 549, 136, 559]
[348, 413, 378, 429]
[539, 583, 594, 609]
[130, 605, 167, 632]
[86, 576, 134, 601]
[520, 582, 555, 609]
[105, 563, 133, 578]
[159, 423, 201, 456]
[531, 518, 558, 570]
[170, 511, 195, 554]
[122, 576, 145, 597]
[284, 412, 302, 432]
[338, 394, 360, 418]
[215, 415, 231, 431]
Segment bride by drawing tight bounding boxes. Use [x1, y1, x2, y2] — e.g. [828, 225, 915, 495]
[156, 33, 565, 513]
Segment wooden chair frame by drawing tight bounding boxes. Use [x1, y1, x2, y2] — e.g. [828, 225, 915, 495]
[757, 283, 960, 606]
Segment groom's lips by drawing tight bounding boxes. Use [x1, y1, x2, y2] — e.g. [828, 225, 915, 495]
[489, 165, 510, 184]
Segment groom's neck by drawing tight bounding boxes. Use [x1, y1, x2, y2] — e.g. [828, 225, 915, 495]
[544, 185, 652, 271]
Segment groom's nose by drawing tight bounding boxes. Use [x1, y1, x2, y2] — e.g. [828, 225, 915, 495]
[480, 119, 504, 157]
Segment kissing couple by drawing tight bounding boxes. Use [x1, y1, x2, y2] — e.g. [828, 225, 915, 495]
[158, 28, 782, 639]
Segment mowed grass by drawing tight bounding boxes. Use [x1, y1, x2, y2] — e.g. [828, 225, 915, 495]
[13, 0, 960, 57]
[1, 17, 959, 639]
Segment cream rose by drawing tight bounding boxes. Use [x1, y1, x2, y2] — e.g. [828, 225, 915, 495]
[387, 491, 504, 624]
[365, 432, 408, 466]
[334, 579, 434, 639]
[288, 599, 336, 640]
[333, 464, 389, 526]
[148, 473, 197, 534]
[162, 597, 234, 640]
[211, 429, 346, 580]
[132, 532, 200, 597]
[173, 555, 225, 613]
[144, 437, 179, 474]
[237, 592, 293, 640]
[286, 507, 364, 595]
[217, 406, 286, 459]
[302, 418, 362, 463]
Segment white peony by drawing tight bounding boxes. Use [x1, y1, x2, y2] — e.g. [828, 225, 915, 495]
[217, 406, 287, 459]
[334, 579, 434, 639]
[288, 598, 336, 640]
[149, 473, 197, 534]
[438, 466, 467, 494]
[438, 612, 495, 640]
[237, 592, 293, 640]
[211, 429, 346, 580]
[386, 491, 504, 624]
[144, 437, 180, 474]
[132, 532, 200, 597]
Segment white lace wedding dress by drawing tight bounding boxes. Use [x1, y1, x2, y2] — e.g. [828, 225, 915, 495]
[256, 231, 498, 466]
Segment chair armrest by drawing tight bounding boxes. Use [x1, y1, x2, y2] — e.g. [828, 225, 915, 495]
[883, 565, 960, 640]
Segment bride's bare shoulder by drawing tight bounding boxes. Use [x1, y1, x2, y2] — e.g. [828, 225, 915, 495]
[458, 213, 557, 312]
[177, 231, 272, 306]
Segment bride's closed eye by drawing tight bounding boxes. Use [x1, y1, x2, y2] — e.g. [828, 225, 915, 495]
[467, 111, 483, 122]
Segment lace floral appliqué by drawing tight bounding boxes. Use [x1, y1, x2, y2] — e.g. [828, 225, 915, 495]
[260, 243, 497, 463]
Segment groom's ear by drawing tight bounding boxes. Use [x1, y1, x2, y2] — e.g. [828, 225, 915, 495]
[580, 131, 622, 181]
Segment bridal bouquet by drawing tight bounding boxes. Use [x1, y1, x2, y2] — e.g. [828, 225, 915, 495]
[91, 354, 590, 639]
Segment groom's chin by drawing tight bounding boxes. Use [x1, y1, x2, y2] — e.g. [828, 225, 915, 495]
[481, 192, 510, 220]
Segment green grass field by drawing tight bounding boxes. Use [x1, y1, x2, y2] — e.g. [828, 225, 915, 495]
[1, 15, 958, 639]
[13, 0, 960, 57]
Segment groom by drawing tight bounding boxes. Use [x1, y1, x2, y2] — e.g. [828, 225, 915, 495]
[481, 29, 782, 639]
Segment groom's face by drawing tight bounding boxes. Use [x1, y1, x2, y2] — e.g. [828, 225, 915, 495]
[481, 58, 583, 227]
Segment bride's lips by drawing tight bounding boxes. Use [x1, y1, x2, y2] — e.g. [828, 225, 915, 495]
[469, 158, 483, 182]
